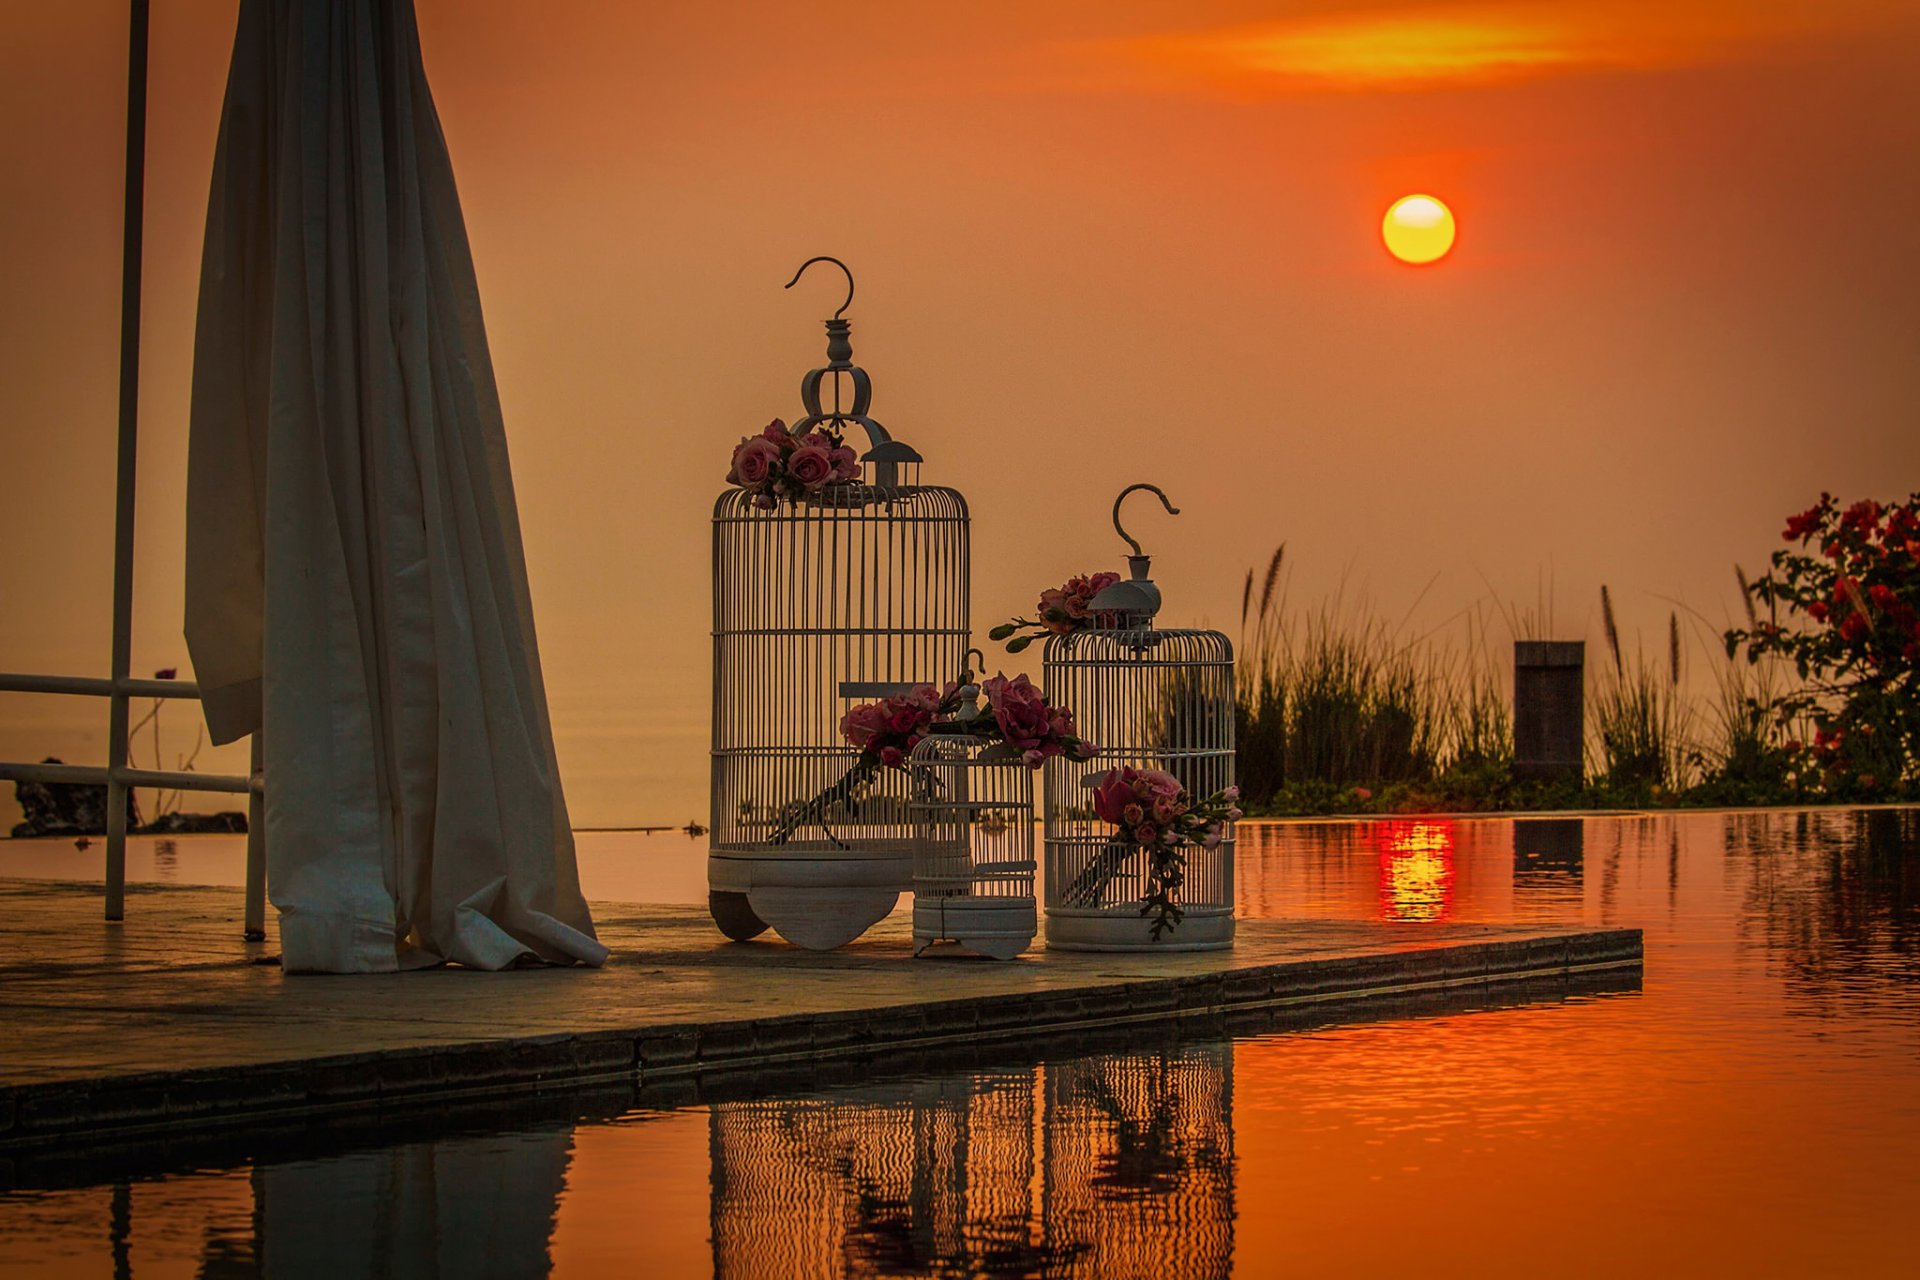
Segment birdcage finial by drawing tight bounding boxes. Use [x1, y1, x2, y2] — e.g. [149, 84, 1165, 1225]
[1090, 484, 1179, 627]
[785, 256, 922, 483]
[1111, 483, 1180, 557]
[784, 255, 855, 320]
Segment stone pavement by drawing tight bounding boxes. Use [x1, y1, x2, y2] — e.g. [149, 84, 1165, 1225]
[0, 879, 1641, 1149]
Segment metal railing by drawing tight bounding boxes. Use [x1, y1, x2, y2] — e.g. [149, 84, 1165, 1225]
[0, 676, 265, 939]
[0, 2, 268, 940]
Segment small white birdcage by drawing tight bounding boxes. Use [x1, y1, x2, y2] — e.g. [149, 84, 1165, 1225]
[908, 725, 1038, 959]
[1043, 485, 1236, 951]
[709, 259, 970, 950]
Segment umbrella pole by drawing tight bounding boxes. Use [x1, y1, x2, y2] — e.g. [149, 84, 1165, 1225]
[104, 0, 149, 922]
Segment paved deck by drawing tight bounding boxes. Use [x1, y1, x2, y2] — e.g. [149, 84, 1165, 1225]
[0, 879, 1641, 1149]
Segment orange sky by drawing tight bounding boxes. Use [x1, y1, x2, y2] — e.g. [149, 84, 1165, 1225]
[3, 0, 1919, 827]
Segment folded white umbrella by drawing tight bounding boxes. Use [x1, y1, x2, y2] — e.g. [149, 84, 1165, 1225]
[185, 0, 606, 972]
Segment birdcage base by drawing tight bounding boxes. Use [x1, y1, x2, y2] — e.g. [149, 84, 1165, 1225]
[708, 891, 769, 942]
[912, 895, 1036, 960]
[1043, 907, 1235, 952]
[708, 847, 909, 950]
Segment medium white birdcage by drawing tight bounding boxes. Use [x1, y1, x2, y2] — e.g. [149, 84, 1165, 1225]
[1043, 486, 1236, 951]
[709, 259, 970, 950]
[908, 726, 1038, 959]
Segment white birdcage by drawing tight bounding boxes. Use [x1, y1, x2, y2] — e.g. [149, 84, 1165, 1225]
[908, 725, 1038, 959]
[709, 259, 970, 950]
[1042, 485, 1236, 951]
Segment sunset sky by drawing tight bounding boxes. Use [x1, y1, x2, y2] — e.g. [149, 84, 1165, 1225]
[3, 0, 1918, 828]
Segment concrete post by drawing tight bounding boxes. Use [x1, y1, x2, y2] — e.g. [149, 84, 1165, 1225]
[1513, 641, 1584, 783]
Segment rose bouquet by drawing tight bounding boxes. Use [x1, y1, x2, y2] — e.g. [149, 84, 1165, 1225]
[1063, 767, 1242, 939]
[988, 572, 1121, 653]
[727, 418, 860, 509]
[768, 672, 1096, 846]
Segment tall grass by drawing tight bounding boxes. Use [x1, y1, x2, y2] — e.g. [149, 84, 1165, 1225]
[1234, 547, 1513, 806]
[1587, 587, 1694, 791]
[1233, 553, 1824, 810]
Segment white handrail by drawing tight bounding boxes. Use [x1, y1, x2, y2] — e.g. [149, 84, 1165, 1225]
[0, 672, 203, 699]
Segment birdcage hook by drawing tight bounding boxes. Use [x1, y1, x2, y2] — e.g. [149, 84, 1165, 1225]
[784, 256, 855, 319]
[1112, 484, 1180, 557]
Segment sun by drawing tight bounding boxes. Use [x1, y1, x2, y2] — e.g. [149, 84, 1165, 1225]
[1382, 194, 1456, 265]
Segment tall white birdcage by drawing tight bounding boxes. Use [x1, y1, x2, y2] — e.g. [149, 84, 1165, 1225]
[908, 725, 1039, 960]
[1043, 486, 1236, 951]
[710, 259, 970, 950]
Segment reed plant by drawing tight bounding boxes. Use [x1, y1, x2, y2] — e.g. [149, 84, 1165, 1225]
[1585, 588, 1695, 793]
[1234, 547, 1507, 807]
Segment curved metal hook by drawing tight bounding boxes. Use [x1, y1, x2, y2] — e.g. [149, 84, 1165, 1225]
[783, 256, 855, 319]
[1112, 483, 1180, 557]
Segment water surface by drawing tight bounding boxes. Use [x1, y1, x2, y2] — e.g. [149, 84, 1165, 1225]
[2, 809, 1916, 1277]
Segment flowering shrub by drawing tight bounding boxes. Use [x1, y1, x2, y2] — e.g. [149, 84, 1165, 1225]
[1089, 767, 1242, 939]
[1726, 492, 1920, 796]
[726, 418, 860, 509]
[988, 572, 1121, 653]
[770, 672, 1096, 846]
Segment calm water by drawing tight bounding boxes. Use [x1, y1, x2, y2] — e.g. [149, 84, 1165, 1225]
[2, 809, 1917, 1277]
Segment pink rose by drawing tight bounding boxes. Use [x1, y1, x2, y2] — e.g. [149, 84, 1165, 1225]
[1139, 769, 1183, 799]
[1222, 786, 1240, 802]
[1226, 806, 1244, 821]
[788, 443, 834, 488]
[1152, 796, 1179, 824]
[1092, 768, 1135, 826]
[761, 419, 794, 449]
[1071, 738, 1098, 760]
[1122, 802, 1145, 826]
[1037, 588, 1075, 635]
[888, 704, 924, 735]
[829, 445, 860, 481]
[839, 702, 890, 750]
[879, 745, 906, 769]
[1202, 825, 1223, 850]
[728, 436, 781, 487]
[1022, 748, 1046, 769]
[984, 673, 1054, 750]
[1133, 822, 1159, 845]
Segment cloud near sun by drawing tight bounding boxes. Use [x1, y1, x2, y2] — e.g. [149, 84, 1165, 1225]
[1104, 0, 1919, 93]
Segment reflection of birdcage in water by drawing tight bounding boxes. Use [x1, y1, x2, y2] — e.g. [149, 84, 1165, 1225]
[709, 259, 970, 950]
[1044, 487, 1236, 951]
[1041, 1045, 1237, 1280]
[707, 1071, 1044, 1279]
[908, 728, 1038, 959]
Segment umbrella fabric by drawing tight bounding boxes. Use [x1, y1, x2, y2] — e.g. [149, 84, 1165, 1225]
[185, 0, 606, 972]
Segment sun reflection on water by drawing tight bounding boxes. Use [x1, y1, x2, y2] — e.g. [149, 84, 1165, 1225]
[1377, 820, 1456, 922]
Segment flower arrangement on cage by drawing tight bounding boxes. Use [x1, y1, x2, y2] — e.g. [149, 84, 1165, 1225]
[768, 673, 1096, 846]
[1061, 768, 1242, 940]
[988, 571, 1122, 653]
[725, 418, 861, 508]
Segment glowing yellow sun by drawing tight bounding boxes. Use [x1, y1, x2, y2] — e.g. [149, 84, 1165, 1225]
[1382, 194, 1456, 264]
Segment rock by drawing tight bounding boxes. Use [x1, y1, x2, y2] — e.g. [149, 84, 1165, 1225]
[10, 758, 140, 838]
[138, 811, 249, 835]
